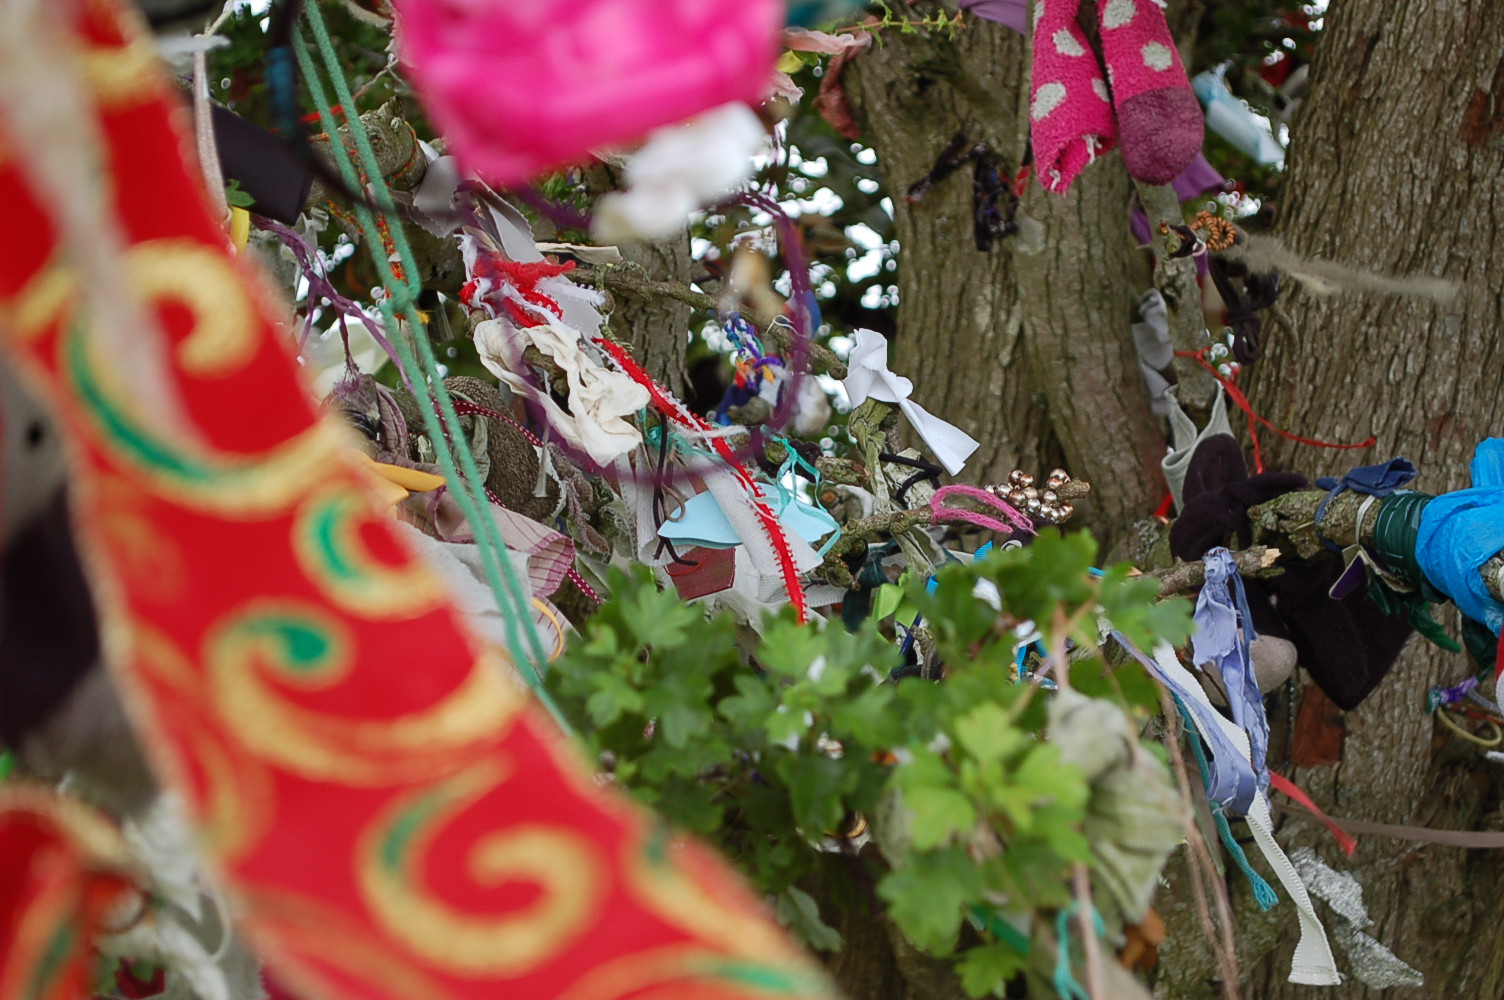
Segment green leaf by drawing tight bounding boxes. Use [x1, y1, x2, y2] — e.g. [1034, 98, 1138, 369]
[957, 940, 1028, 998]
[829, 684, 903, 749]
[775, 887, 844, 952]
[1098, 564, 1194, 651]
[892, 746, 955, 793]
[1011, 745, 1086, 812]
[651, 693, 709, 750]
[953, 703, 1023, 764]
[765, 703, 811, 750]
[905, 786, 977, 850]
[878, 848, 977, 954]
[872, 583, 904, 621]
[718, 674, 779, 731]
[584, 672, 644, 727]
[757, 618, 833, 679]
[778, 753, 849, 835]
[224, 178, 255, 208]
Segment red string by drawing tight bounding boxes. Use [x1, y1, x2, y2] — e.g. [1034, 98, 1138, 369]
[1011, 165, 1032, 198]
[301, 105, 343, 125]
[1268, 772, 1358, 857]
[463, 253, 574, 324]
[1174, 349, 1375, 474]
[592, 339, 809, 623]
[1495, 628, 1504, 684]
[449, 398, 545, 448]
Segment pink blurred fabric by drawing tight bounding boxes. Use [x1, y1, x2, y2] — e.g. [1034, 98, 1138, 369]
[393, 0, 784, 185]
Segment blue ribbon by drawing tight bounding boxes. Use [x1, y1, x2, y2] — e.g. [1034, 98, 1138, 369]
[1193, 548, 1270, 797]
[1112, 632, 1258, 815]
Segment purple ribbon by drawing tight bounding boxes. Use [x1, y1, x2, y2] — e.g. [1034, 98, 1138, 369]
[255, 216, 412, 392]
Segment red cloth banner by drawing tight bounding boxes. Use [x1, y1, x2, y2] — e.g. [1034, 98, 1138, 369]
[0, 4, 836, 1000]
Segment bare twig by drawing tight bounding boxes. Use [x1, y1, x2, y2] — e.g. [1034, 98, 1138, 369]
[1149, 546, 1283, 599]
[1073, 863, 1107, 1000]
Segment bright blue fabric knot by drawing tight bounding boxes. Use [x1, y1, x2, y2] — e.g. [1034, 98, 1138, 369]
[1415, 439, 1504, 637]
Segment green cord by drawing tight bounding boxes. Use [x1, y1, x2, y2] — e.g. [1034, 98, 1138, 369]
[294, 11, 569, 729]
[1370, 492, 1441, 597]
[0, 751, 13, 782]
[1368, 492, 1461, 653]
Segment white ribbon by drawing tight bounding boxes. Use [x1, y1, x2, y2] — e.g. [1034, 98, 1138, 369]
[1150, 641, 1341, 986]
[843, 329, 979, 476]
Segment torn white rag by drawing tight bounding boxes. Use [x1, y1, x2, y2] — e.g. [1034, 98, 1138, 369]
[843, 328, 979, 476]
[475, 318, 648, 466]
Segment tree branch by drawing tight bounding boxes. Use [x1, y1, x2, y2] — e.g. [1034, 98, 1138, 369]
[1133, 181, 1218, 412]
[1144, 488, 1504, 604]
[1149, 546, 1284, 598]
[572, 263, 848, 378]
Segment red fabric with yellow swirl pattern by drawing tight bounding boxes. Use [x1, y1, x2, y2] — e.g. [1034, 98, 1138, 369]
[0, 4, 835, 1000]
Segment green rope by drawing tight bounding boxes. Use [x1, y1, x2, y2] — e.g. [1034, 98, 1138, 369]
[294, 11, 568, 728]
[0, 751, 13, 782]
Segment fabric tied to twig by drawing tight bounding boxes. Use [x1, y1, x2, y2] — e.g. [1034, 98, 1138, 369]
[1114, 633, 1256, 815]
[843, 329, 978, 475]
[1415, 438, 1504, 638]
[475, 318, 649, 466]
[1193, 548, 1270, 797]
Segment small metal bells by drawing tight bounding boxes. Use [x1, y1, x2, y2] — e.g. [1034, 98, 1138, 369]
[988, 468, 1086, 525]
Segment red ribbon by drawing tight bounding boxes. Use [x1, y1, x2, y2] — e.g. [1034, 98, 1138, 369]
[1174, 349, 1375, 474]
[594, 339, 810, 623]
[1268, 772, 1358, 857]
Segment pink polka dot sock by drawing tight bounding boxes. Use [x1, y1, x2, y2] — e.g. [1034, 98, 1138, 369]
[1029, 0, 1117, 193]
[1096, 0, 1204, 184]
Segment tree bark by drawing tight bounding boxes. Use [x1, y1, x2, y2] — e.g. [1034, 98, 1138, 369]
[1161, 1, 1504, 997]
[844, 16, 1166, 549]
[838, 1, 1504, 996]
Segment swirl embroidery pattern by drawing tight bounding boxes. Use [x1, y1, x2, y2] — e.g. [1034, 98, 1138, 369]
[0, 3, 837, 1000]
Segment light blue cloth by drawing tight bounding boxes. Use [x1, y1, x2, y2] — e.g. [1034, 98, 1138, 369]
[658, 489, 837, 550]
[1416, 438, 1504, 636]
[1192, 548, 1269, 796]
[1113, 632, 1257, 815]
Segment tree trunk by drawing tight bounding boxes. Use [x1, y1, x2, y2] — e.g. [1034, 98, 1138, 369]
[841, 1, 1504, 997]
[1230, 0, 1504, 997]
[844, 16, 1166, 548]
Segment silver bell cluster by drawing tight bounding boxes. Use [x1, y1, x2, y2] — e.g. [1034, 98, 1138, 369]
[987, 468, 1081, 525]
